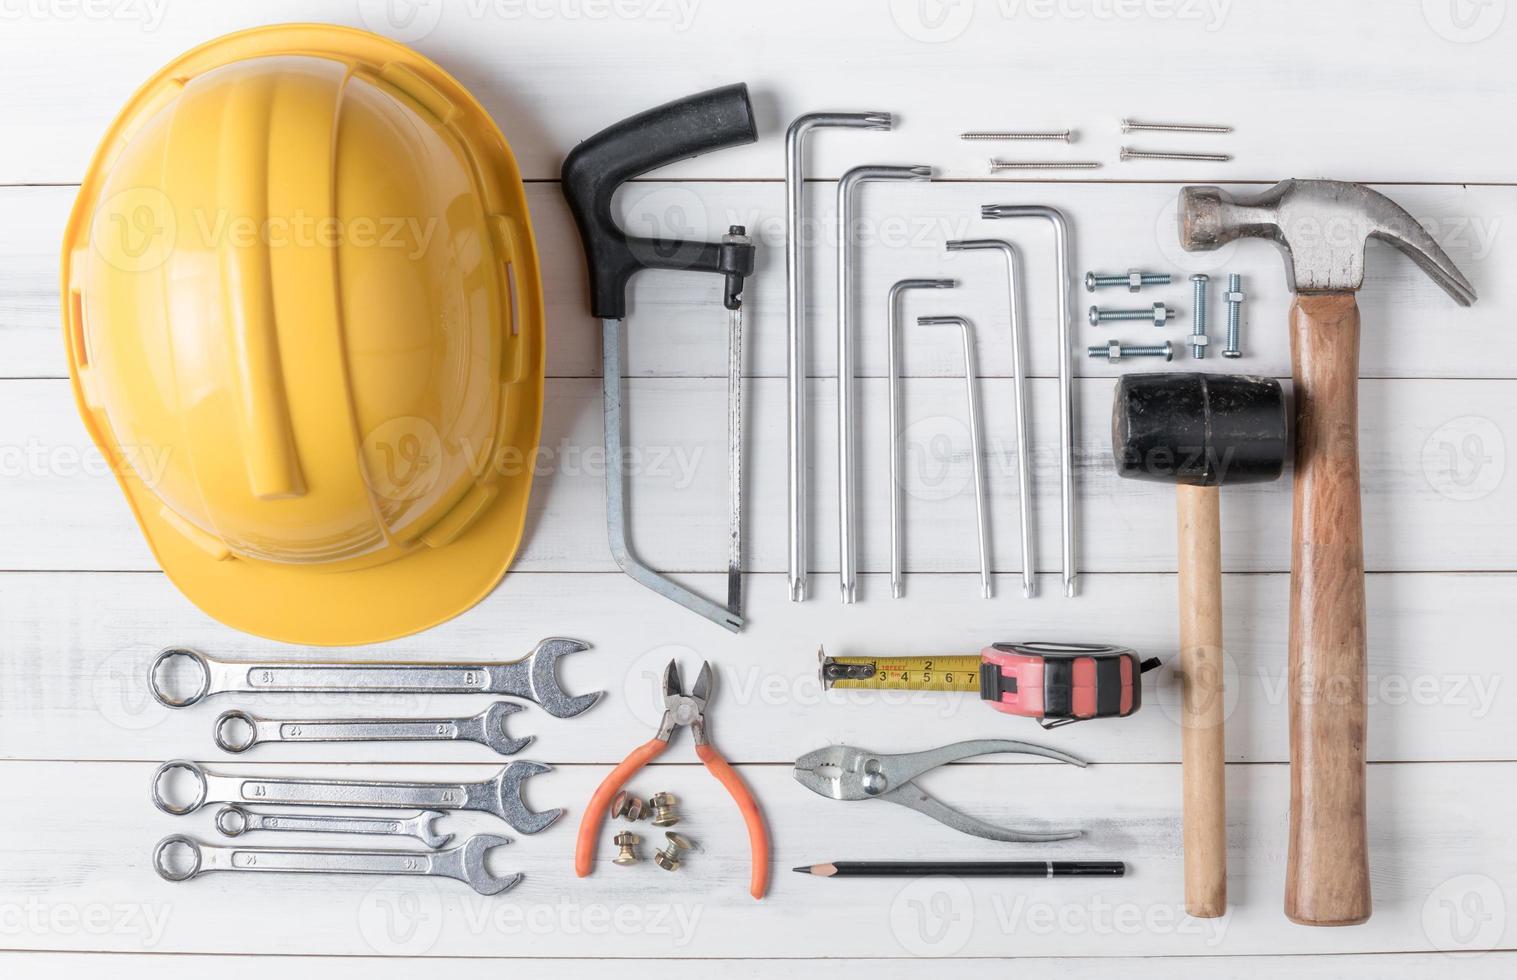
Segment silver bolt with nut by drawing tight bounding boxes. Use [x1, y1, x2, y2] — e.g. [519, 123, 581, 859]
[654, 831, 695, 871]
[1089, 303, 1176, 328]
[1088, 340, 1173, 363]
[613, 831, 642, 865]
[1223, 273, 1244, 358]
[1189, 274, 1210, 359]
[1085, 270, 1172, 293]
[649, 792, 681, 827]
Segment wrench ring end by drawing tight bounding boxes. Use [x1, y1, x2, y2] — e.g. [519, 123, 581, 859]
[152, 759, 208, 815]
[212, 710, 258, 753]
[152, 834, 202, 881]
[149, 648, 211, 708]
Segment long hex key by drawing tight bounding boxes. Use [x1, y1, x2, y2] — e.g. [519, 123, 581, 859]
[784, 111, 893, 603]
[886, 278, 956, 598]
[838, 164, 933, 604]
[946, 239, 1036, 598]
[980, 205, 1078, 597]
[913, 316, 993, 599]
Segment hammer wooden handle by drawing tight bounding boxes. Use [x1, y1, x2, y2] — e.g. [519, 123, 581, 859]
[1286, 292, 1371, 926]
[1176, 483, 1227, 918]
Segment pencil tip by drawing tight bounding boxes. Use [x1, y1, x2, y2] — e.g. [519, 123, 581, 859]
[792, 866, 811, 874]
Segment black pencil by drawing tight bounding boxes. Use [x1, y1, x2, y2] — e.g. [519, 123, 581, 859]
[793, 861, 1125, 878]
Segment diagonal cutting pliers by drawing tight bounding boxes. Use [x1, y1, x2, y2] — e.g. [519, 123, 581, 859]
[575, 659, 769, 899]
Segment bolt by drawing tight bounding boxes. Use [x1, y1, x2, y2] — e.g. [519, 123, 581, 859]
[1089, 303, 1176, 328]
[654, 831, 695, 872]
[610, 790, 645, 821]
[1120, 119, 1233, 134]
[1223, 273, 1244, 359]
[1119, 147, 1232, 163]
[1088, 340, 1173, 363]
[963, 129, 1074, 142]
[1085, 270, 1172, 293]
[989, 159, 1102, 172]
[613, 831, 641, 865]
[1189, 274, 1209, 359]
[649, 792, 681, 827]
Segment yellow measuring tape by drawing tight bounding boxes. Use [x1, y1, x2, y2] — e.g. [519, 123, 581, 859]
[819, 649, 981, 692]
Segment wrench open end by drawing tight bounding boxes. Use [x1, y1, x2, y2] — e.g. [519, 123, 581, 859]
[526, 637, 603, 719]
[454, 834, 522, 896]
[415, 810, 454, 850]
[489, 761, 562, 834]
[479, 702, 533, 756]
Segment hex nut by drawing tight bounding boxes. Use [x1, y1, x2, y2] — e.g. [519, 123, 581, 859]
[611, 790, 645, 822]
[612, 831, 641, 865]
[1151, 303, 1172, 327]
[654, 831, 695, 872]
[649, 792, 681, 827]
[1105, 339, 1123, 363]
[1127, 270, 1144, 292]
[1226, 289, 1245, 303]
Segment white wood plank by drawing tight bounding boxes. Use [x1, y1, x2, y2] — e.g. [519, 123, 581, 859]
[0, 759, 1510, 957]
[2, 376, 1511, 575]
[2, 951, 1513, 978]
[0, 1, 1513, 183]
[0, 568, 1511, 765]
[12, 181, 1513, 381]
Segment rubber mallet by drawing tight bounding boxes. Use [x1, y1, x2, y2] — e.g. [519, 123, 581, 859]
[1111, 372, 1287, 918]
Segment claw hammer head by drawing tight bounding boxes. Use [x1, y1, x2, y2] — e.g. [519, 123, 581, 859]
[1179, 179, 1476, 304]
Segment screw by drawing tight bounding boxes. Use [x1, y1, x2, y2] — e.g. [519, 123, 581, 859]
[1223, 273, 1244, 359]
[1087, 340, 1173, 363]
[1189, 274, 1209, 359]
[610, 790, 645, 821]
[649, 792, 681, 827]
[1119, 147, 1232, 163]
[963, 129, 1074, 142]
[1088, 303, 1176, 328]
[1085, 270, 1172, 293]
[654, 831, 695, 872]
[613, 831, 641, 865]
[1120, 119, 1233, 134]
[989, 159, 1102, 172]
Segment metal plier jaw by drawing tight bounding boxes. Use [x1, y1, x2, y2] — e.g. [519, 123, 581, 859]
[793, 738, 1088, 843]
[655, 660, 710, 745]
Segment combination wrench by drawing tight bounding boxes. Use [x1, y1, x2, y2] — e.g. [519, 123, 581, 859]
[214, 805, 452, 849]
[154, 833, 521, 895]
[213, 702, 531, 756]
[148, 636, 601, 719]
[152, 759, 561, 834]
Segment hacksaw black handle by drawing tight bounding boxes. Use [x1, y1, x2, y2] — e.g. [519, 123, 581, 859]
[560, 83, 758, 320]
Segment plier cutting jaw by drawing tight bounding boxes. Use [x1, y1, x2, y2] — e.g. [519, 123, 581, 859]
[575, 660, 770, 899]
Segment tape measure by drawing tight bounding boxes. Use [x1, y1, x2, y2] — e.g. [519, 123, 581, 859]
[819, 643, 1161, 727]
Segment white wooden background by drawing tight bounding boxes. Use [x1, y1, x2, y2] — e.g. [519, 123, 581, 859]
[1, 0, 1514, 975]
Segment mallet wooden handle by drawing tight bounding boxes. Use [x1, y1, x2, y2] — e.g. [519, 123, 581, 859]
[1286, 292, 1371, 926]
[1176, 483, 1227, 918]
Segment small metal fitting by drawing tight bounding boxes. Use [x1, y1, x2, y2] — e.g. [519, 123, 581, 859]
[1189, 274, 1210, 359]
[1119, 147, 1232, 163]
[653, 832, 695, 872]
[1088, 340, 1173, 363]
[612, 831, 641, 865]
[1085, 270, 1171, 293]
[1223, 273, 1244, 358]
[1088, 303, 1176, 328]
[649, 792, 681, 827]
[610, 790, 645, 822]
[963, 129, 1074, 142]
[1120, 119, 1233, 134]
[989, 159, 1102, 172]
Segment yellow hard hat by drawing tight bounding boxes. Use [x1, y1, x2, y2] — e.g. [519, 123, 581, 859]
[62, 25, 545, 646]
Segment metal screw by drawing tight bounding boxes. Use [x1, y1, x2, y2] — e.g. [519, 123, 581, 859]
[653, 832, 695, 871]
[613, 831, 641, 865]
[989, 159, 1102, 172]
[649, 792, 681, 827]
[1088, 303, 1176, 328]
[1085, 270, 1172, 293]
[963, 129, 1074, 142]
[1087, 340, 1173, 363]
[1223, 273, 1244, 358]
[1189, 274, 1210, 359]
[1120, 119, 1233, 134]
[610, 790, 645, 821]
[1119, 147, 1232, 163]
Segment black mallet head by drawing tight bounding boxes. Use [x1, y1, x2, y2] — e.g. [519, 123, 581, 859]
[1112, 373, 1288, 487]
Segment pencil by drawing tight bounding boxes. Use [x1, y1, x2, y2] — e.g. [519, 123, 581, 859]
[793, 861, 1125, 878]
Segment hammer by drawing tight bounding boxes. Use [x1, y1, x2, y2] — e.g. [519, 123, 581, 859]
[1179, 180, 1477, 926]
[1113, 372, 1287, 919]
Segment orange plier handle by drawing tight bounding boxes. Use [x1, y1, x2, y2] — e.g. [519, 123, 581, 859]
[574, 736, 770, 900]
